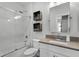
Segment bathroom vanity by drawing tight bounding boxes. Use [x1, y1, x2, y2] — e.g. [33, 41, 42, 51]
[39, 38, 79, 57]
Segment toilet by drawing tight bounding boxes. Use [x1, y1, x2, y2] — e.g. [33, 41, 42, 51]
[24, 39, 40, 57]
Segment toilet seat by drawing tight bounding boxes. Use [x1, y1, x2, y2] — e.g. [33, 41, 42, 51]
[24, 48, 38, 56]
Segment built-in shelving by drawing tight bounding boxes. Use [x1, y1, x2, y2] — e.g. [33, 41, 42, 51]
[33, 11, 42, 32]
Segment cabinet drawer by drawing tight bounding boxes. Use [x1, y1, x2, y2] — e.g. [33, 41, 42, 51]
[49, 44, 79, 57]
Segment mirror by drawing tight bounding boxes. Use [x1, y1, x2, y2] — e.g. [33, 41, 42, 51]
[56, 14, 69, 33]
[49, 2, 70, 33]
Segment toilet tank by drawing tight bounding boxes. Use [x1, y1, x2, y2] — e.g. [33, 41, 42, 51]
[32, 39, 40, 49]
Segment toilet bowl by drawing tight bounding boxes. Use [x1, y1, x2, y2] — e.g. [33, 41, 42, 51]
[24, 48, 38, 57]
[24, 39, 40, 57]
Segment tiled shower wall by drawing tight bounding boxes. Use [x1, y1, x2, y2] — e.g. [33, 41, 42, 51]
[0, 2, 31, 55]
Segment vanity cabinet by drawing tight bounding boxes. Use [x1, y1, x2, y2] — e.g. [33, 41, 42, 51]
[40, 43, 79, 57]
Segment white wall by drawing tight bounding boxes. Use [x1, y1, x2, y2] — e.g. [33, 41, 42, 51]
[26, 2, 50, 39]
[70, 2, 79, 37]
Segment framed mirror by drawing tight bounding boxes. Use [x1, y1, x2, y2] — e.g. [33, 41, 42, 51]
[49, 2, 70, 33]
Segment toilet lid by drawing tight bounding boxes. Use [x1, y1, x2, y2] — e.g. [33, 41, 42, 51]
[24, 48, 38, 55]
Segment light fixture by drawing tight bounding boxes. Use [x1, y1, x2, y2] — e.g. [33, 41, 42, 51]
[14, 15, 22, 20]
